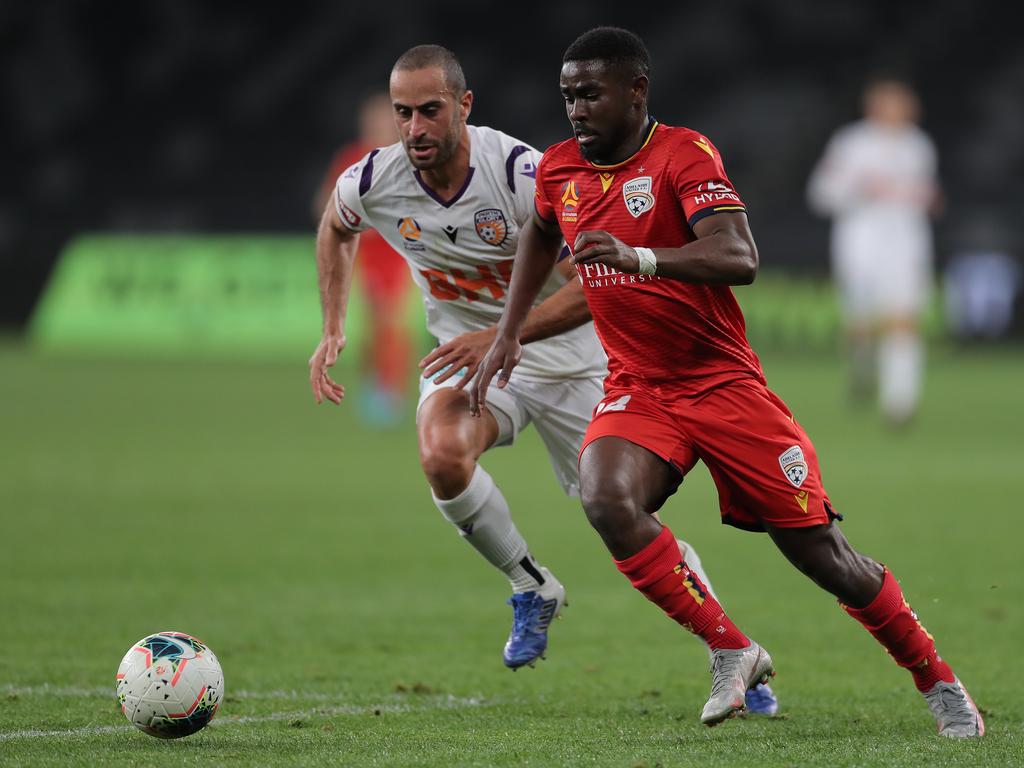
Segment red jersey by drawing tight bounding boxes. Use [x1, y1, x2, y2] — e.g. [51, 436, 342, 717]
[534, 121, 765, 398]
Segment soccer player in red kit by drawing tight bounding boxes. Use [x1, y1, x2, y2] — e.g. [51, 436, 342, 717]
[472, 27, 983, 737]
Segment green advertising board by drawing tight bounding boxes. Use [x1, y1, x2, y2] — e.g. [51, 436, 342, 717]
[30, 234, 426, 359]
[30, 234, 942, 359]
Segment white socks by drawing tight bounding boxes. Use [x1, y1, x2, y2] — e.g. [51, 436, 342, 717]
[879, 330, 923, 424]
[433, 465, 545, 593]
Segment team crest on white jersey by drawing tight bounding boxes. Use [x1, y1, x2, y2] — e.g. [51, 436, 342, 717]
[474, 208, 509, 247]
[623, 176, 655, 217]
[778, 445, 808, 488]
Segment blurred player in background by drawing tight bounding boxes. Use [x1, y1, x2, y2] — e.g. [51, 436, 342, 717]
[807, 77, 941, 427]
[314, 92, 412, 427]
[308, 44, 776, 713]
[474, 27, 981, 736]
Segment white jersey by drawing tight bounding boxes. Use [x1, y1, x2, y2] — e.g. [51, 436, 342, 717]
[335, 125, 606, 382]
[807, 119, 937, 267]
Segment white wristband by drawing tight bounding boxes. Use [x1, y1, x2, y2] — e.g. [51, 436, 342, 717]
[635, 247, 657, 275]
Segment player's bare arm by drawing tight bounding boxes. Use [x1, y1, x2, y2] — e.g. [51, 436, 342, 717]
[469, 210, 564, 415]
[419, 257, 590, 386]
[309, 200, 359, 405]
[572, 212, 758, 285]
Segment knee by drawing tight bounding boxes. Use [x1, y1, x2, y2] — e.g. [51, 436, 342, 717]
[580, 476, 642, 536]
[419, 432, 476, 498]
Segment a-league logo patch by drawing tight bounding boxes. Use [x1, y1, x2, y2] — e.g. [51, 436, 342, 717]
[474, 208, 509, 247]
[778, 445, 808, 488]
[623, 176, 655, 217]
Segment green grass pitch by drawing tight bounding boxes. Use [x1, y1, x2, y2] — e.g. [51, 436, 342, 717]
[1, 340, 1021, 766]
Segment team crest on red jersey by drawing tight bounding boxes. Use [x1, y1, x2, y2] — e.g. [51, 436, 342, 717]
[778, 445, 808, 488]
[623, 176, 655, 217]
[474, 208, 509, 247]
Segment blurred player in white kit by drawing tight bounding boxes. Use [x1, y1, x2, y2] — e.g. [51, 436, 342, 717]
[306, 43, 777, 712]
[807, 77, 941, 426]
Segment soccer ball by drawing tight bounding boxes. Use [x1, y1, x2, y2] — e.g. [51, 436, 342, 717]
[115, 631, 224, 739]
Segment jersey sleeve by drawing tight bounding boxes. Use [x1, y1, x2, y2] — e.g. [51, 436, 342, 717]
[805, 129, 860, 216]
[333, 149, 380, 233]
[533, 151, 558, 224]
[673, 134, 746, 229]
[504, 144, 543, 227]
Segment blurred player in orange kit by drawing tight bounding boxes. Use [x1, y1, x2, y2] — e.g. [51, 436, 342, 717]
[314, 92, 412, 426]
[473, 27, 982, 736]
[807, 78, 941, 427]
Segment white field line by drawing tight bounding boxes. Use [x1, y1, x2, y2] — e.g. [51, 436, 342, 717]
[0, 688, 489, 742]
[3, 684, 438, 702]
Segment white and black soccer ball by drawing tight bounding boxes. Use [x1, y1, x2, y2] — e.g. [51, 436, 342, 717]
[115, 631, 224, 739]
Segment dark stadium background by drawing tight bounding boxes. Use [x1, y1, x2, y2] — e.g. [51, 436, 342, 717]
[2, 0, 1022, 331]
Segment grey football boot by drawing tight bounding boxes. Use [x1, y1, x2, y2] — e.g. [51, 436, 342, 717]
[700, 641, 775, 726]
[924, 678, 985, 738]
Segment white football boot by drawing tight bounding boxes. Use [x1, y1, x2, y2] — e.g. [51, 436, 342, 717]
[924, 678, 985, 738]
[700, 641, 775, 726]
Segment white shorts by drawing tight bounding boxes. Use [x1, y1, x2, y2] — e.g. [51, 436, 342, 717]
[417, 369, 604, 497]
[832, 224, 933, 322]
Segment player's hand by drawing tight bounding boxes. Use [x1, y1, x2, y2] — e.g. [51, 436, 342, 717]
[470, 333, 522, 417]
[308, 332, 347, 405]
[572, 230, 639, 273]
[418, 327, 497, 389]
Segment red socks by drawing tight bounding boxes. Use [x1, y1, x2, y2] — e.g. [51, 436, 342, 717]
[614, 526, 749, 650]
[843, 569, 955, 692]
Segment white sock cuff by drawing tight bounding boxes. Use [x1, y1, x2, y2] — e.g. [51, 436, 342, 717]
[432, 465, 495, 524]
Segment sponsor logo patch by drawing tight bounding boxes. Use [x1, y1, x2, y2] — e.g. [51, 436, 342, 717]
[778, 445, 808, 488]
[474, 208, 509, 247]
[692, 179, 742, 207]
[623, 176, 655, 217]
[337, 195, 362, 229]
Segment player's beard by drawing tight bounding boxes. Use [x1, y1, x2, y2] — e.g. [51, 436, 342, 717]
[577, 138, 601, 163]
[406, 116, 460, 170]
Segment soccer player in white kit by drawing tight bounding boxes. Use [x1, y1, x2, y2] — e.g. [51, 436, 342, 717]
[807, 78, 940, 426]
[308, 45, 777, 709]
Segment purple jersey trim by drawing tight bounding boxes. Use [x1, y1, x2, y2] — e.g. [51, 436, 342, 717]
[358, 149, 380, 197]
[557, 244, 571, 262]
[414, 167, 475, 208]
[505, 145, 531, 193]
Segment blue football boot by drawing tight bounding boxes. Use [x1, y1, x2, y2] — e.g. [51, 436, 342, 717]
[502, 568, 566, 670]
[744, 682, 779, 716]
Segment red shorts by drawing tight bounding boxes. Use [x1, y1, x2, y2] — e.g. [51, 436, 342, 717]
[581, 378, 839, 532]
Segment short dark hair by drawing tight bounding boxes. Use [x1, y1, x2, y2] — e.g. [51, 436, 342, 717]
[563, 27, 650, 78]
[392, 44, 467, 94]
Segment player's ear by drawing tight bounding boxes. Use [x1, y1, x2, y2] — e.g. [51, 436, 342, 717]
[460, 89, 473, 122]
[631, 75, 649, 111]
